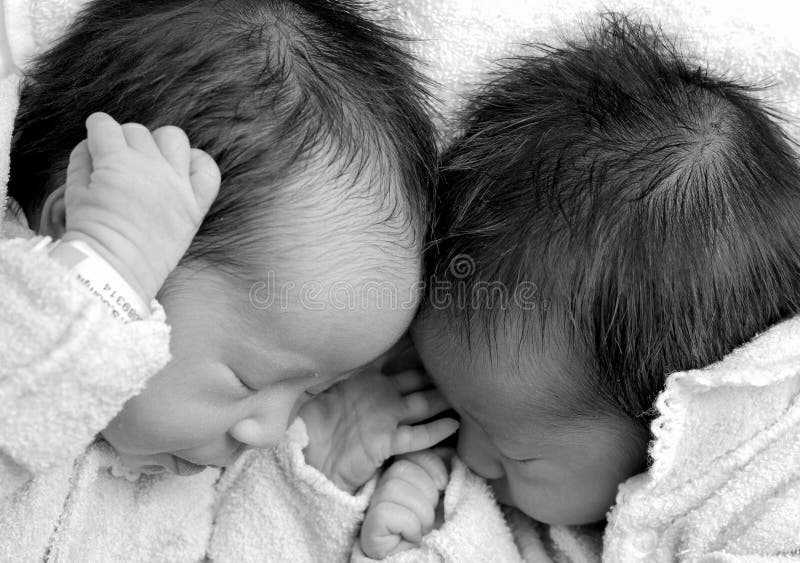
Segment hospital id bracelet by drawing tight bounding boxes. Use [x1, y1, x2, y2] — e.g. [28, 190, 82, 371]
[47, 238, 149, 323]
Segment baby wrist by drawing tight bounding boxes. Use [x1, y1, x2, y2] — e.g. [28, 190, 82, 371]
[48, 236, 150, 322]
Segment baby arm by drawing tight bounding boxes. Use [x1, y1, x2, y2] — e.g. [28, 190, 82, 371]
[0, 113, 219, 497]
[299, 368, 459, 494]
[360, 450, 450, 559]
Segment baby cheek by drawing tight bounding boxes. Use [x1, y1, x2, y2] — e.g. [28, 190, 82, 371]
[102, 401, 173, 453]
[504, 459, 620, 525]
[106, 394, 209, 450]
[498, 462, 552, 518]
[105, 367, 238, 453]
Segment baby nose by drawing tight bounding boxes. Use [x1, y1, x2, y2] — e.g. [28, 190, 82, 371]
[457, 423, 504, 480]
[229, 388, 306, 449]
[229, 405, 290, 449]
[229, 417, 283, 449]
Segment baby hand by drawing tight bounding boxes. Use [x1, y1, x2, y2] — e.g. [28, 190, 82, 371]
[298, 369, 458, 494]
[360, 450, 451, 559]
[60, 112, 220, 303]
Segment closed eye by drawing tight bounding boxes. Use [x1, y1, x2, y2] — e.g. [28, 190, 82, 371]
[231, 369, 257, 393]
[498, 448, 540, 465]
[506, 454, 540, 466]
[516, 458, 540, 465]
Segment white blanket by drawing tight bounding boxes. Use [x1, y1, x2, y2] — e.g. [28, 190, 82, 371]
[376, 0, 800, 144]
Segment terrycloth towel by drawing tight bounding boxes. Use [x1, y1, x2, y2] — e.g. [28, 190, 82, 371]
[210, 418, 530, 563]
[375, 0, 800, 145]
[604, 316, 800, 561]
[0, 183, 215, 561]
[0, 441, 220, 562]
[0, 0, 88, 225]
[0, 4, 224, 563]
[0, 73, 17, 234]
[210, 418, 379, 563]
[3, 0, 85, 71]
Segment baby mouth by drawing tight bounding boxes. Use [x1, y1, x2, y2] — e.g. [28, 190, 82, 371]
[173, 456, 208, 476]
[171, 444, 249, 475]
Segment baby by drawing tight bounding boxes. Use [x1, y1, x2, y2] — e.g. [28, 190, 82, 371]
[1, 0, 451, 560]
[348, 15, 800, 560]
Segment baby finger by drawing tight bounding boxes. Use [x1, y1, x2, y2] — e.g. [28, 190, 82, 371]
[152, 125, 191, 176]
[382, 457, 442, 507]
[370, 478, 434, 537]
[121, 122, 160, 155]
[397, 450, 450, 492]
[390, 369, 432, 394]
[361, 502, 420, 560]
[390, 418, 459, 457]
[85, 112, 127, 158]
[401, 389, 451, 423]
[66, 140, 92, 191]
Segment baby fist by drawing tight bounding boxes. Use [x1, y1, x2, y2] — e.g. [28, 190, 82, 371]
[62, 113, 220, 303]
[360, 450, 451, 559]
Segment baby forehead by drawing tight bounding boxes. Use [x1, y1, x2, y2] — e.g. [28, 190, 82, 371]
[421, 321, 587, 418]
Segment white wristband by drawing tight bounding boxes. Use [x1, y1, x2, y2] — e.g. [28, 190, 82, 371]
[48, 239, 149, 323]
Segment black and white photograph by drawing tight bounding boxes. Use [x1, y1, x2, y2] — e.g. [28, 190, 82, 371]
[1, 0, 798, 561]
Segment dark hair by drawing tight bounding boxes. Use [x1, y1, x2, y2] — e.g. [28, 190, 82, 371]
[430, 14, 800, 429]
[11, 0, 436, 277]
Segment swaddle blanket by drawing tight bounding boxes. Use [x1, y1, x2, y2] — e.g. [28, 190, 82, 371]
[0, 0, 86, 227]
[605, 315, 800, 561]
[375, 0, 800, 145]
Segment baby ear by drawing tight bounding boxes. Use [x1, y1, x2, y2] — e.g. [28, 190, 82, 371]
[39, 185, 67, 238]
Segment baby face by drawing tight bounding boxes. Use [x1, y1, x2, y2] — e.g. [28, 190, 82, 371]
[102, 262, 418, 476]
[411, 312, 648, 525]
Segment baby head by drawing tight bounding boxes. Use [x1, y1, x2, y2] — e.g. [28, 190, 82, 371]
[413, 15, 800, 524]
[11, 0, 435, 474]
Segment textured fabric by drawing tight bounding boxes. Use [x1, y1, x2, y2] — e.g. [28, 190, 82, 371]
[0, 237, 172, 476]
[0, 74, 16, 229]
[210, 419, 377, 563]
[1, 444, 220, 563]
[374, 0, 800, 146]
[0, 4, 215, 562]
[210, 418, 527, 563]
[3, 0, 85, 71]
[605, 316, 800, 562]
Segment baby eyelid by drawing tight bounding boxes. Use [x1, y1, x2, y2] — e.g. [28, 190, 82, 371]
[232, 370, 257, 393]
[512, 456, 540, 466]
[500, 450, 538, 465]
